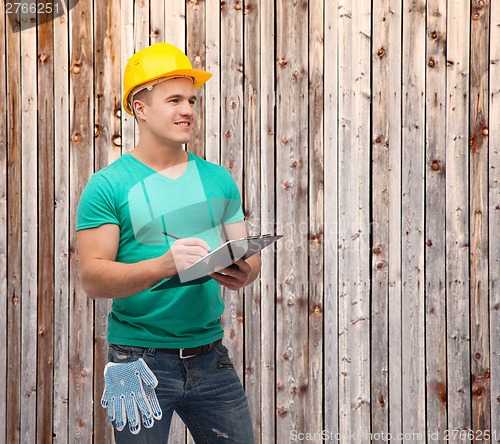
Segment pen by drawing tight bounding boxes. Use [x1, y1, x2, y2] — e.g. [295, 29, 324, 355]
[162, 231, 211, 252]
[162, 231, 181, 241]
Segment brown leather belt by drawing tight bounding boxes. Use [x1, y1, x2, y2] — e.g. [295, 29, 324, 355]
[158, 339, 222, 359]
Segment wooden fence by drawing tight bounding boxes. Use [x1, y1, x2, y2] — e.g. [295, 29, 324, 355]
[0, 0, 499, 442]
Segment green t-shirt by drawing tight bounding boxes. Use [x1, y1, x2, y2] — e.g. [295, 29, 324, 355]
[76, 152, 244, 348]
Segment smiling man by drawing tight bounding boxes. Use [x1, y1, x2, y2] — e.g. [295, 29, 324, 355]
[76, 42, 260, 443]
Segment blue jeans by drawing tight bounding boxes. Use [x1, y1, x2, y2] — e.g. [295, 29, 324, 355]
[107, 341, 255, 444]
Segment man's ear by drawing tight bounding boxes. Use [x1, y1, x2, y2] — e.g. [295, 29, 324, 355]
[132, 99, 147, 121]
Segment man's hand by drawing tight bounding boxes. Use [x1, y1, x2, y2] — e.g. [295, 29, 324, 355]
[209, 259, 253, 291]
[164, 238, 211, 274]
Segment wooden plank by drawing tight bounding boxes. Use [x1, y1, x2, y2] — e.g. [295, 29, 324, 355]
[68, 0, 94, 440]
[37, 11, 55, 444]
[186, 0, 207, 159]
[150, 0, 165, 43]
[205, 0, 220, 165]
[386, 1, 403, 440]
[337, 0, 371, 440]
[401, 0, 426, 439]
[164, 0, 185, 49]
[446, 0, 472, 439]
[308, 0, 324, 437]
[275, 0, 309, 440]
[6, 16, 22, 443]
[489, 0, 500, 437]
[120, 0, 135, 152]
[132, 0, 149, 145]
[186, 5, 209, 442]
[259, 0, 276, 441]
[19, 12, 38, 443]
[371, 0, 403, 439]
[425, 0, 448, 440]
[0, 1, 7, 443]
[323, 0, 339, 438]
[93, 0, 121, 441]
[242, 0, 262, 441]
[469, 0, 491, 437]
[220, 0, 244, 376]
[53, 8, 70, 444]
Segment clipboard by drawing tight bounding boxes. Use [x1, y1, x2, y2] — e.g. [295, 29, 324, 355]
[152, 234, 282, 291]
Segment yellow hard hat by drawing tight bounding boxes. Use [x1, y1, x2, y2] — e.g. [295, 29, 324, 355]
[122, 42, 212, 115]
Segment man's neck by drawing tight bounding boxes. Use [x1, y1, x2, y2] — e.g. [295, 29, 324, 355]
[131, 139, 188, 172]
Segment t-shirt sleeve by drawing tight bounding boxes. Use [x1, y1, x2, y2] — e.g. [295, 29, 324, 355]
[221, 168, 245, 225]
[76, 173, 120, 231]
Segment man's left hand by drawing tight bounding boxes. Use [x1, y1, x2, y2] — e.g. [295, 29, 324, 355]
[209, 259, 252, 291]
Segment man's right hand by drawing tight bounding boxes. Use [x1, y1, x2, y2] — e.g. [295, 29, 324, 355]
[77, 225, 210, 299]
[163, 238, 211, 274]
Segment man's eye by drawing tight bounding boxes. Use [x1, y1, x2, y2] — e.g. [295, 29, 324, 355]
[189, 100, 196, 105]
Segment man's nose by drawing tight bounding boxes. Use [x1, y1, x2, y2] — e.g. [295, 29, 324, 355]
[180, 100, 195, 115]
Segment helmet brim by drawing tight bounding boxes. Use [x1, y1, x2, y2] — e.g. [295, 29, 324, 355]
[123, 68, 212, 115]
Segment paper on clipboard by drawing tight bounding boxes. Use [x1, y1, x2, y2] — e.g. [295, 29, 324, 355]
[152, 234, 282, 291]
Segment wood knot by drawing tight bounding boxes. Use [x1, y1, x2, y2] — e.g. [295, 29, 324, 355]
[39, 53, 49, 63]
[373, 245, 382, 255]
[375, 135, 382, 144]
[278, 58, 287, 67]
[94, 124, 101, 138]
[431, 160, 440, 171]
[112, 135, 122, 147]
[472, 12, 480, 20]
[194, 54, 202, 65]
[71, 63, 82, 74]
[234, 1, 242, 10]
[277, 406, 288, 417]
[312, 304, 322, 315]
[290, 159, 299, 168]
[236, 64, 243, 73]
[231, 100, 238, 109]
[376, 261, 384, 270]
[426, 239, 433, 247]
[482, 127, 488, 136]
[224, 130, 232, 139]
[150, 29, 160, 38]
[377, 47, 386, 58]
[292, 70, 299, 78]
[378, 394, 386, 407]
[71, 132, 82, 143]
[283, 179, 293, 190]
[428, 58, 436, 68]
[431, 31, 438, 40]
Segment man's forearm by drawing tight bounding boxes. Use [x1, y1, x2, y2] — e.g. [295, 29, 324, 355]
[80, 256, 170, 299]
[245, 254, 262, 285]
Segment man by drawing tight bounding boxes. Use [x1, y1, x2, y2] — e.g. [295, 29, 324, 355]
[76, 42, 260, 443]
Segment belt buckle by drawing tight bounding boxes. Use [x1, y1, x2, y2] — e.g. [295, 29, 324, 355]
[179, 348, 196, 359]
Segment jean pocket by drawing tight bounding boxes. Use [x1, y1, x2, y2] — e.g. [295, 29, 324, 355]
[108, 343, 144, 364]
[214, 343, 235, 369]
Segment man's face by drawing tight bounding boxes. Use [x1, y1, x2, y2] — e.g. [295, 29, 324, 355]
[136, 77, 197, 147]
